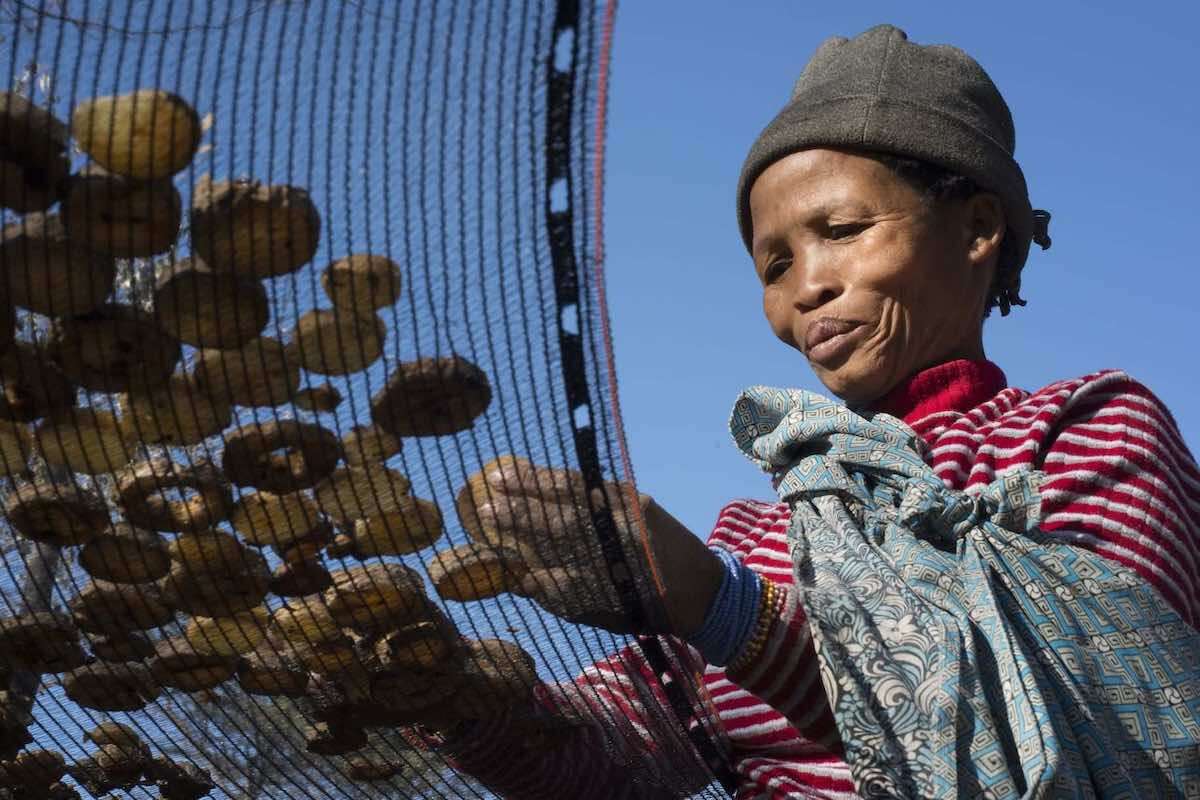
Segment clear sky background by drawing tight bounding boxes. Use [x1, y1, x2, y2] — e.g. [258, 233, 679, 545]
[602, 1, 1200, 537]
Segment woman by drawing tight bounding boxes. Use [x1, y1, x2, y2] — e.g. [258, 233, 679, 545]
[427, 24, 1200, 798]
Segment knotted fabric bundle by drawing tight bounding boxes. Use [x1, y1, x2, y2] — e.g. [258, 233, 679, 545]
[730, 386, 1200, 798]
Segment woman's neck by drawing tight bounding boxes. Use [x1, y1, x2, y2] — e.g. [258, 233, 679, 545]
[870, 358, 1007, 425]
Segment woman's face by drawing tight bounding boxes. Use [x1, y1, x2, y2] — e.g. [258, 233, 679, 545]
[748, 148, 1003, 408]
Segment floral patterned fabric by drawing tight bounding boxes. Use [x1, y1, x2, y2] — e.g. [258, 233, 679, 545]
[729, 386, 1200, 799]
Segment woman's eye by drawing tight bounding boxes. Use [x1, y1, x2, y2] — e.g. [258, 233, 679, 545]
[763, 259, 791, 284]
[828, 222, 868, 240]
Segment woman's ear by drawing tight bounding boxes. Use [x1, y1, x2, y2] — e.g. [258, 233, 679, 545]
[964, 192, 1006, 268]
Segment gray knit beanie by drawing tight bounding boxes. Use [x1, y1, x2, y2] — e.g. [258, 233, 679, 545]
[736, 24, 1050, 269]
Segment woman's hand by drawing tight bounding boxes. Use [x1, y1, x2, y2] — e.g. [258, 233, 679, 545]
[457, 455, 723, 637]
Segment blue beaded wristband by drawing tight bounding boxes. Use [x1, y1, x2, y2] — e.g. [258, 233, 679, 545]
[688, 548, 762, 667]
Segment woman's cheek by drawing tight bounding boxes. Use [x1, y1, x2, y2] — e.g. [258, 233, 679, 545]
[762, 291, 798, 348]
[860, 300, 910, 382]
[868, 298, 904, 355]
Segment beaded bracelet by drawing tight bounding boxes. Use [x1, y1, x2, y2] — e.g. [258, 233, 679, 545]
[727, 578, 786, 675]
[688, 548, 762, 667]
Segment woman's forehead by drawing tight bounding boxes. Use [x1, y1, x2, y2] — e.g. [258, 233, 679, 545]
[749, 151, 915, 236]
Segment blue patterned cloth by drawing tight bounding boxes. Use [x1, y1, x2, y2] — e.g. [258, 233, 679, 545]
[729, 386, 1200, 799]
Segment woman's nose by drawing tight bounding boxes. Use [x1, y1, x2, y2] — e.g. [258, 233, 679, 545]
[785, 254, 842, 311]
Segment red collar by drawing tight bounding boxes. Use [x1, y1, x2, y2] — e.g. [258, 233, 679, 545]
[871, 359, 1008, 426]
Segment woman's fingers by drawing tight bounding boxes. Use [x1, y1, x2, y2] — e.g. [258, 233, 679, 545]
[476, 495, 591, 541]
[479, 456, 639, 511]
[518, 567, 630, 631]
[452, 456, 658, 633]
[461, 455, 641, 529]
[481, 455, 587, 503]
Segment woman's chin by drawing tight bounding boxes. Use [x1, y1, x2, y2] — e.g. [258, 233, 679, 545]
[810, 361, 888, 409]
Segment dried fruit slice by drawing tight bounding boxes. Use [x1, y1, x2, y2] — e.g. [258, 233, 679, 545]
[190, 175, 320, 277]
[35, 408, 133, 475]
[290, 638, 358, 675]
[0, 155, 68, 213]
[428, 542, 522, 602]
[47, 303, 181, 393]
[275, 523, 332, 562]
[119, 372, 232, 448]
[294, 383, 342, 413]
[0, 342, 74, 423]
[159, 558, 270, 618]
[349, 496, 444, 557]
[71, 89, 201, 179]
[183, 606, 269, 657]
[0, 748, 67, 788]
[0, 91, 70, 213]
[321, 254, 402, 311]
[222, 419, 340, 492]
[61, 166, 181, 257]
[145, 757, 213, 799]
[339, 423, 401, 467]
[370, 663, 459, 713]
[454, 455, 585, 563]
[78, 524, 170, 584]
[63, 662, 160, 712]
[149, 636, 236, 692]
[192, 337, 299, 408]
[161, 534, 270, 617]
[0, 91, 68, 162]
[269, 560, 332, 598]
[326, 532, 354, 559]
[313, 466, 412, 525]
[289, 308, 385, 376]
[115, 456, 233, 533]
[4, 480, 108, 546]
[0, 213, 115, 317]
[0, 611, 83, 673]
[91, 743, 147, 786]
[271, 595, 343, 647]
[153, 258, 269, 349]
[83, 721, 144, 751]
[90, 631, 155, 663]
[324, 561, 427, 633]
[455, 469, 497, 544]
[236, 643, 309, 697]
[229, 490, 322, 549]
[167, 529, 247, 570]
[70, 580, 175, 635]
[374, 617, 459, 671]
[371, 355, 492, 438]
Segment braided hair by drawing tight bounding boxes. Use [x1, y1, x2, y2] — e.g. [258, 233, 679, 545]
[867, 153, 1025, 318]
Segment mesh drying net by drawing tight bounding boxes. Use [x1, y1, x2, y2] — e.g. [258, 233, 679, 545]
[0, 1, 736, 797]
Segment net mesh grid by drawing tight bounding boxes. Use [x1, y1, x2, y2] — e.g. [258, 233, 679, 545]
[0, 1, 733, 797]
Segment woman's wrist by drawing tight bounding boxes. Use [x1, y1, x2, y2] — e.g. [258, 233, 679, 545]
[672, 548, 725, 638]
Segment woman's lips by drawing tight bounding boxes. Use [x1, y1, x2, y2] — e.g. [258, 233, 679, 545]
[804, 318, 865, 366]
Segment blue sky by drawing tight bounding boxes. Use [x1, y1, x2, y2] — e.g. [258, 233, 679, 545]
[602, 1, 1200, 536]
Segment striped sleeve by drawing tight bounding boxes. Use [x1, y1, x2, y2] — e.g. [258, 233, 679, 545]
[1037, 371, 1200, 624]
[707, 500, 842, 752]
[438, 639, 714, 799]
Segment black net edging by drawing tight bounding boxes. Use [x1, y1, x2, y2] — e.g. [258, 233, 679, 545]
[543, 0, 736, 794]
[0, 1, 734, 798]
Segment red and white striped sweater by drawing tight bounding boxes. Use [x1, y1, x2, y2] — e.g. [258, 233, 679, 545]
[446, 360, 1200, 799]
